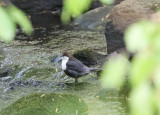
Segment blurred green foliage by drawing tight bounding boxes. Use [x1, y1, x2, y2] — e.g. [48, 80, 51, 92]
[61, 0, 114, 23]
[61, 0, 92, 23]
[0, 4, 33, 43]
[101, 20, 160, 115]
[100, 0, 114, 5]
[101, 54, 129, 88]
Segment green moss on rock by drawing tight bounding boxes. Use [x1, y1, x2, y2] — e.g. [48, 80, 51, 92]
[0, 93, 88, 115]
[73, 49, 97, 66]
[22, 68, 56, 80]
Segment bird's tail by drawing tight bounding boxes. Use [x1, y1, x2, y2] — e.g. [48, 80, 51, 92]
[89, 67, 102, 76]
[89, 67, 102, 71]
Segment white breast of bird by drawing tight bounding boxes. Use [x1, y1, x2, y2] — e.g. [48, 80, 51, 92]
[61, 56, 69, 70]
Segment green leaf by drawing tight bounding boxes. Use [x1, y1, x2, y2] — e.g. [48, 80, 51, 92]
[61, 0, 92, 22]
[101, 53, 129, 88]
[100, 0, 114, 5]
[130, 52, 155, 87]
[64, 0, 92, 17]
[7, 5, 33, 35]
[61, 8, 71, 23]
[124, 21, 155, 53]
[130, 83, 153, 115]
[151, 23, 160, 51]
[153, 66, 160, 91]
[0, 6, 16, 42]
[152, 69, 160, 113]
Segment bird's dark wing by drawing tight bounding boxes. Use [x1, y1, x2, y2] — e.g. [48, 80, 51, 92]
[66, 59, 88, 73]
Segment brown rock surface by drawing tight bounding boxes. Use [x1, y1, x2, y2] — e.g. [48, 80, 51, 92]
[105, 0, 160, 54]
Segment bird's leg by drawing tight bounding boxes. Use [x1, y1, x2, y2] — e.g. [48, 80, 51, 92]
[75, 78, 78, 83]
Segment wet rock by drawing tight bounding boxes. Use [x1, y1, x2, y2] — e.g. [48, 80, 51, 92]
[73, 49, 106, 67]
[44, 30, 107, 54]
[21, 67, 56, 80]
[72, 6, 112, 30]
[105, 0, 159, 54]
[0, 93, 88, 115]
[71, 0, 128, 31]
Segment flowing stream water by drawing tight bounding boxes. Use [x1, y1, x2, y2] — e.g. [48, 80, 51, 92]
[0, 13, 129, 115]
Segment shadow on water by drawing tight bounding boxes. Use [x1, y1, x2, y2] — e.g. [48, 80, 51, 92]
[15, 13, 66, 44]
[29, 13, 62, 28]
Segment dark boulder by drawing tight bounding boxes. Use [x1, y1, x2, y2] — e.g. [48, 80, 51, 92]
[105, 21, 124, 54]
[105, 0, 155, 54]
[10, 0, 62, 11]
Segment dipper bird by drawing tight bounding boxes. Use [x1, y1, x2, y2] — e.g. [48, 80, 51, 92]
[54, 52, 100, 82]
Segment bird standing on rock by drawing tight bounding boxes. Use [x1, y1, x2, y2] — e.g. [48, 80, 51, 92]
[54, 52, 100, 82]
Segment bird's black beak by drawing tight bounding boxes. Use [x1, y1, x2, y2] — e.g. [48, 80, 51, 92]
[54, 55, 62, 63]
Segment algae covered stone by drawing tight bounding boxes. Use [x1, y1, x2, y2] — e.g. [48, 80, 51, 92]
[0, 93, 88, 115]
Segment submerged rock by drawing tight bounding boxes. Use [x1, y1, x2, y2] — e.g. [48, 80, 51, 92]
[0, 93, 88, 115]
